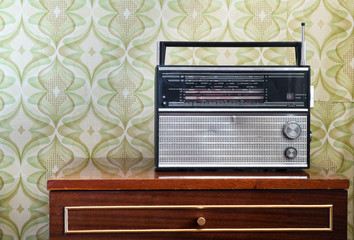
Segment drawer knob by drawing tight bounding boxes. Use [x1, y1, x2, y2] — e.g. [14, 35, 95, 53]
[197, 217, 206, 226]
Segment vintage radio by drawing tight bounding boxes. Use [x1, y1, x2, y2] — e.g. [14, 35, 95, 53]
[155, 26, 311, 170]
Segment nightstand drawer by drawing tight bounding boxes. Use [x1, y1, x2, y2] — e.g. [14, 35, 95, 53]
[65, 204, 332, 234]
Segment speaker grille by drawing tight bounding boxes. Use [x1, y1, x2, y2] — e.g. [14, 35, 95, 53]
[158, 114, 308, 168]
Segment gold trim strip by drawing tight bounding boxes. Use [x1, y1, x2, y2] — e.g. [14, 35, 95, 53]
[66, 227, 333, 234]
[64, 207, 68, 234]
[65, 204, 332, 210]
[64, 204, 333, 234]
[329, 204, 333, 230]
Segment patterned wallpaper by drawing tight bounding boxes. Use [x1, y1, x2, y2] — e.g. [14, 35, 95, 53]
[0, 0, 352, 239]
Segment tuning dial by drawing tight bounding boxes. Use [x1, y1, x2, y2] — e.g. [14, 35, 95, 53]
[285, 147, 297, 159]
[283, 122, 301, 139]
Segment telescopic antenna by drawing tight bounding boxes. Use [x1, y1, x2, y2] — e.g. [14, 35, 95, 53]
[300, 23, 306, 65]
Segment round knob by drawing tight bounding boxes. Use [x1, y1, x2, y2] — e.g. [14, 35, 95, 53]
[285, 147, 297, 159]
[197, 217, 206, 226]
[283, 122, 301, 139]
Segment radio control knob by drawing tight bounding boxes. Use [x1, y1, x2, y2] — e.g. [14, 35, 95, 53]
[285, 147, 297, 159]
[283, 122, 301, 139]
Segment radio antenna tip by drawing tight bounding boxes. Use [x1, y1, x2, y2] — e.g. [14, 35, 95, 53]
[301, 22, 305, 26]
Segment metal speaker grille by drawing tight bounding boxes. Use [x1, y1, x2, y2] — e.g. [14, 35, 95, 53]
[158, 114, 308, 168]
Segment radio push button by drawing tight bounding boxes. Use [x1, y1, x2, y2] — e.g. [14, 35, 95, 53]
[283, 122, 301, 139]
[285, 147, 298, 159]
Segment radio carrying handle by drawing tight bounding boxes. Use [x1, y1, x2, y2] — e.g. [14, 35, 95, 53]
[158, 40, 304, 66]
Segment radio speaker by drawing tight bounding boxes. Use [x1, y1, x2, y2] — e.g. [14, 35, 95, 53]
[157, 113, 309, 169]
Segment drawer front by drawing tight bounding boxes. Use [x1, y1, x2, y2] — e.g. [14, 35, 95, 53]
[64, 204, 332, 234]
[50, 190, 347, 240]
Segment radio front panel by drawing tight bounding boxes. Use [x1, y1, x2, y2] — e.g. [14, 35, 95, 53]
[155, 66, 311, 170]
[155, 40, 311, 170]
[156, 113, 309, 169]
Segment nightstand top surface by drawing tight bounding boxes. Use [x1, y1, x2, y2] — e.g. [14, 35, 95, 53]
[47, 158, 349, 190]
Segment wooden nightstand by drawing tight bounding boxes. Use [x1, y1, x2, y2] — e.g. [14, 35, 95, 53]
[47, 158, 349, 239]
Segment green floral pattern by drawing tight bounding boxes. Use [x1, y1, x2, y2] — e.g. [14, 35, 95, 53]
[0, 0, 352, 239]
